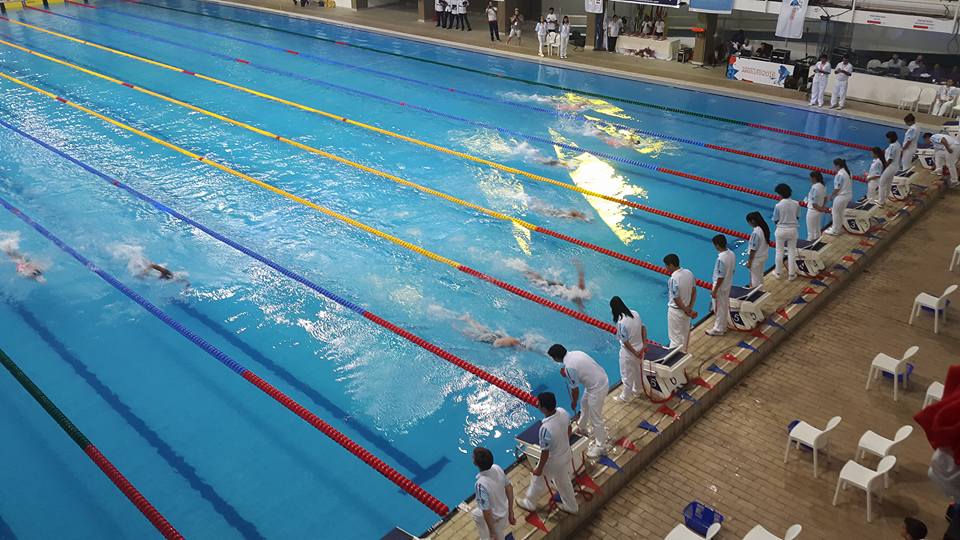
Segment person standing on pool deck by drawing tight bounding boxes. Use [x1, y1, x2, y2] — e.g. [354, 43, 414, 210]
[535, 16, 548, 57]
[805, 171, 828, 241]
[559, 16, 571, 59]
[458, 0, 471, 31]
[471, 447, 515, 540]
[809, 54, 831, 107]
[445, 0, 456, 29]
[610, 296, 646, 403]
[663, 254, 697, 352]
[923, 132, 960, 188]
[545, 7, 558, 33]
[507, 9, 523, 45]
[830, 55, 853, 110]
[547, 344, 607, 458]
[826, 158, 854, 235]
[879, 131, 902, 206]
[744, 212, 770, 289]
[606, 15, 622, 53]
[706, 235, 735, 337]
[901, 114, 918, 172]
[486, 2, 500, 41]
[865, 147, 885, 203]
[435, 0, 444, 27]
[772, 183, 800, 279]
[517, 391, 578, 515]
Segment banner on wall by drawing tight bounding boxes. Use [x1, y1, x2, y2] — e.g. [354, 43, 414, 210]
[612, 0, 680, 7]
[776, 0, 809, 39]
[688, 0, 734, 14]
[585, 0, 603, 14]
[727, 57, 794, 87]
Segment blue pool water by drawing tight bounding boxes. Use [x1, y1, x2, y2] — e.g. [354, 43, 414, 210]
[0, 1, 890, 537]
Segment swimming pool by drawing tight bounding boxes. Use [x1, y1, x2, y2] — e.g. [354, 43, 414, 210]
[0, 1, 889, 537]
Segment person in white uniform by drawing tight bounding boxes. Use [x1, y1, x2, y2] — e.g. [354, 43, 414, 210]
[457, 0, 471, 31]
[435, 0, 444, 27]
[932, 80, 958, 116]
[640, 16, 653, 37]
[879, 131, 902, 206]
[606, 15, 622, 53]
[805, 171, 829, 241]
[517, 392, 578, 515]
[830, 56, 853, 110]
[706, 234, 735, 336]
[545, 7, 557, 33]
[548, 344, 608, 458]
[744, 212, 770, 289]
[444, 0, 455, 28]
[535, 16, 548, 57]
[610, 296, 646, 403]
[558, 16, 571, 59]
[924, 132, 960, 187]
[654, 17, 665, 40]
[901, 113, 918, 172]
[826, 158, 854, 235]
[472, 447, 515, 540]
[772, 183, 800, 279]
[663, 253, 697, 352]
[865, 146, 885, 203]
[809, 54, 831, 107]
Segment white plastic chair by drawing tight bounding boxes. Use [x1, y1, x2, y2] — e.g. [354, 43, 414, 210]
[546, 32, 560, 56]
[909, 285, 958, 334]
[856, 425, 912, 486]
[897, 86, 921, 110]
[949, 245, 960, 271]
[865, 345, 918, 401]
[832, 455, 897, 522]
[743, 524, 802, 540]
[665, 522, 721, 540]
[924, 381, 944, 408]
[784, 416, 841, 478]
[918, 86, 937, 113]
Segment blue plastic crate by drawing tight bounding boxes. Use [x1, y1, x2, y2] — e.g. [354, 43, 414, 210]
[683, 501, 724, 536]
[881, 362, 914, 383]
[787, 420, 813, 451]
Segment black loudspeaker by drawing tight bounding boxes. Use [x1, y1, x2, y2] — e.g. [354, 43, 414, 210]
[771, 49, 791, 63]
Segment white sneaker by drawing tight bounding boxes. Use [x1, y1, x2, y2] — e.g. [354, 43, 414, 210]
[612, 394, 635, 403]
[517, 497, 537, 512]
[586, 444, 604, 458]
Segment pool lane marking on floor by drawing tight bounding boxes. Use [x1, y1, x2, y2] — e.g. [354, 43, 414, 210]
[0, 347, 185, 539]
[0, 35, 756, 262]
[0, 72, 656, 341]
[0, 115, 537, 415]
[119, 0, 873, 152]
[19, 8, 871, 191]
[61, 0, 866, 178]
[0, 197, 451, 517]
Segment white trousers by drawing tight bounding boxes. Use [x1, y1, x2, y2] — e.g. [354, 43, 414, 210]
[830, 195, 851, 233]
[809, 77, 827, 106]
[830, 80, 848, 107]
[559, 35, 569, 57]
[878, 165, 897, 204]
[472, 508, 508, 540]
[667, 306, 691, 352]
[577, 386, 608, 448]
[617, 348, 641, 400]
[537, 34, 545, 55]
[710, 288, 731, 333]
[775, 226, 799, 277]
[866, 179, 879, 202]
[806, 209, 823, 241]
[935, 149, 960, 185]
[749, 254, 767, 288]
[936, 100, 956, 117]
[901, 146, 916, 172]
[524, 459, 578, 513]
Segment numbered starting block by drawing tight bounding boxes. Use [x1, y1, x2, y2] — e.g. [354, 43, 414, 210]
[796, 238, 827, 277]
[916, 148, 937, 171]
[728, 285, 768, 331]
[642, 343, 694, 399]
[843, 199, 883, 235]
[891, 168, 920, 200]
[943, 121, 960, 137]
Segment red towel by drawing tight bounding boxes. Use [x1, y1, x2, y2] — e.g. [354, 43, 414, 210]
[915, 365, 960, 465]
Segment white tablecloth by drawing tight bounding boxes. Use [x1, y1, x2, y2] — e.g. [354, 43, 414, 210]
[614, 35, 679, 61]
[808, 68, 939, 108]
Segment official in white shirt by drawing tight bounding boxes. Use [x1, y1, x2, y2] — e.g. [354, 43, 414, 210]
[865, 147, 885, 203]
[924, 132, 960, 187]
[879, 131, 902, 206]
[545, 7, 557, 32]
[606, 16, 622, 53]
[826, 158, 854, 235]
[485, 2, 500, 41]
[805, 171, 828, 241]
[435, 0, 444, 27]
[654, 17, 665, 40]
[558, 16, 571, 59]
[472, 447, 515, 540]
[901, 113, 918, 171]
[548, 344, 608, 457]
[610, 296, 646, 403]
[663, 254, 697, 352]
[772, 183, 800, 279]
[809, 54, 831, 107]
[706, 235, 735, 336]
[457, 0, 471, 31]
[535, 16, 548, 57]
[517, 392, 578, 515]
[745, 212, 770, 289]
[830, 56, 852, 110]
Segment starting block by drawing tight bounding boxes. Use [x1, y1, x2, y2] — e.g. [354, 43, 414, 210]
[916, 148, 937, 171]
[843, 199, 883, 235]
[795, 238, 827, 277]
[642, 343, 694, 399]
[515, 419, 589, 470]
[728, 285, 768, 331]
[891, 167, 920, 200]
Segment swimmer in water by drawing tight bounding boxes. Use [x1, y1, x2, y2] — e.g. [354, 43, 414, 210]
[0, 232, 45, 283]
[528, 198, 591, 221]
[522, 259, 590, 312]
[111, 244, 189, 286]
[459, 314, 524, 349]
[141, 263, 176, 280]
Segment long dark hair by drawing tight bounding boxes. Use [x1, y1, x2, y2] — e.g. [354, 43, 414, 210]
[833, 157, 851, 177]
[745, 211, 770, 243]
[610, 296, 633, 322]
[870, 147, 888, 170]
[810, 171, 824, 184]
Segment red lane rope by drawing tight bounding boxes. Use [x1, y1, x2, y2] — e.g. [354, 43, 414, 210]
[747, 123, 873, 152]
[706, 144, 868, 182]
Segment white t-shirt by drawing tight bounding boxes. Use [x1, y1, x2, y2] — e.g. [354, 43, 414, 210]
[806, 183, 826, 209]
[457, 1, 467, 14]
[903, 124, 918, 149]
[559, 22, 570, 37]
[930, 133, 959, 152]
[713, 249, 735, 291]
[748, 226, 768, 260]
[937, 85, 953, 102]
[641, 20, 652, 34]
[654, 20, 665, 33]
[834, 62, 852, 82]
[868, 158, 883, 179]
[908, 60, 922, 72]
[535, 21, 547, 36]
[486, 6, 496, 21]
[885, 142, 902, 170]
[834, 169, 853, 198]
[616, 310, 644, 352]
[562, 351, 607, 394]
[813, 61, 831, 82]
[772, 198, 800, 228]
[538, 408, 572, 465]
[545, 12, 557, 30]
[475, 465, 511, 519]
[435, 0, 442, 11]
[607, 19, 621, 37]
[667, 268, 695, 310]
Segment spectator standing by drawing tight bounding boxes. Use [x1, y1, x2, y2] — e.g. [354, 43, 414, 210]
[545, 7, 558, 33]
[444, 0, 455, 29]
[507, 8, 523, 45]
[486, 2, 500, 41]
[606, 15, 622, 53]
[457, 0, 471, 31]
[535, 16, 548, 57]
[640, 16, 653, 37]
[435, 0, 444, 27]
[654, 16, 665, 39]
[559, 16, 571, 59]
[471, 447, 515, 540]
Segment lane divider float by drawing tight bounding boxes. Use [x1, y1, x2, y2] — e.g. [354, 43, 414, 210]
[0, 196, 451, 517]
[118, 0, 873, 151]
[0, 346, 184, 539]
[65, 0, 867, 177]
[0, 115, 538, 406]
[0, 70, 660, 341]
